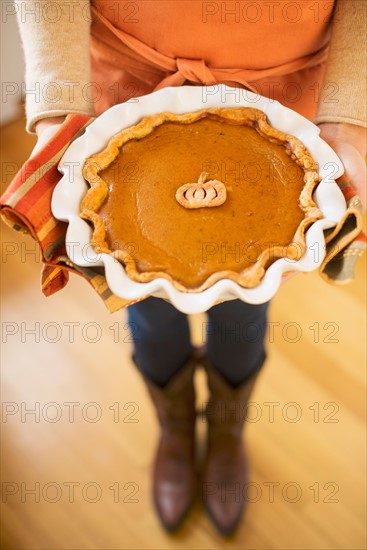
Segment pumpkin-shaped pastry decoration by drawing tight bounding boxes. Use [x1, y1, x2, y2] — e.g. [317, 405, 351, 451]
[175, 172, 227, 209]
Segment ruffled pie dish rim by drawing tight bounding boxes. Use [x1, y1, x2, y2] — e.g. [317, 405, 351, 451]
[80, 106, 323, 293]
[52, 85, 346, 314]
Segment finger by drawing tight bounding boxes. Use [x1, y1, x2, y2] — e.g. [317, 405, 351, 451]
[331, 143, 367, 208]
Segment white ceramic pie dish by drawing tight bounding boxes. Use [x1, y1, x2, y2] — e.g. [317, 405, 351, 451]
[52, 85, 346, 314]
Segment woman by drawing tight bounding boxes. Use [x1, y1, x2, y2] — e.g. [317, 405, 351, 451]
[15, 0, 366, 535]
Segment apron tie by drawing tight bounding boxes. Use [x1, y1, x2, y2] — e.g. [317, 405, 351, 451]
[155, 57, 257, 93]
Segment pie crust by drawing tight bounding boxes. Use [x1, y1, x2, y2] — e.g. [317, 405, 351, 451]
[81, 107, 323, 292]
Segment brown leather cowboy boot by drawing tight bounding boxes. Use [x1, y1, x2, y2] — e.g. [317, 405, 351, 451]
[202, 361, 260, 535]
[138, 352, 199, 531]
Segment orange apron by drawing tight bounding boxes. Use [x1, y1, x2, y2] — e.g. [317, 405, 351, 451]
[89, 0, 335, 120]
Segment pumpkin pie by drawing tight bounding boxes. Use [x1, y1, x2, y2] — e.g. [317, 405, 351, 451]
[81, 107, 322, 291]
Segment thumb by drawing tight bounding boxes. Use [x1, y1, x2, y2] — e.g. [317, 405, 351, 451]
[332, 141, 367, 209]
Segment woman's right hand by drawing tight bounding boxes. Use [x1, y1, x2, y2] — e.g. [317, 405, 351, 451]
[30, 116, 67, 157]
[35, 116, 67, 137]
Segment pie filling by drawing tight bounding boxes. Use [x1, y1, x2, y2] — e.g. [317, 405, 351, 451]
[82, 108, 322, 291]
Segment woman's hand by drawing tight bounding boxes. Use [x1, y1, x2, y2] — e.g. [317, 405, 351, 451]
[35, 116, 67, 138]
[281, 122, 366, 285]
[318, 122, 367, 209]
[30, 116, 67, 157]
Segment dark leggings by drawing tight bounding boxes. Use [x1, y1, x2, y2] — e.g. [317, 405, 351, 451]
[127, 297, 269, 387]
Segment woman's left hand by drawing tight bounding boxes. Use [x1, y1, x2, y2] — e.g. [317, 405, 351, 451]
[281, 121, 366, 284]
[317, 122, 367, 210]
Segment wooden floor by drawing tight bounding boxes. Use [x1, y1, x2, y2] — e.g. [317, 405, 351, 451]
[0, 119, 366, 550]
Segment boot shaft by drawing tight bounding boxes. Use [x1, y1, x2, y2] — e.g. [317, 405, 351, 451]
[140, 357, 197, 430]
[204, 361, 259, 434]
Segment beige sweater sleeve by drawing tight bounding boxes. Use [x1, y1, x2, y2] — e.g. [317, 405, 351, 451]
[313, 0, 367, 127]
[17, 0, 366, 133]
[16, 0, 95, 132]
